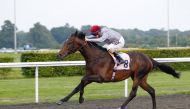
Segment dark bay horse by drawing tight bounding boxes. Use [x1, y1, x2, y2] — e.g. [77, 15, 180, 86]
[57, 31, 180, 109]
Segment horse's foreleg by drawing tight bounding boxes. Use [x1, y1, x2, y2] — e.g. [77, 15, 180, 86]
[120, 79, 139, 109]
[57, 75, 102, 105]
[56, 76, 89, 105]
[79, 81, 91, 103]
[79, 75, 102, 103]
[56, 76, 92, 105]
[79, 84, 85, 104]
[83, 75, 103, 82]
[56, 82, 82, 105]
[140, 81, 156, 109]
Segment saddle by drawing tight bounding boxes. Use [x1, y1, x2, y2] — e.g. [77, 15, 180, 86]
[109, 52, 131, 70]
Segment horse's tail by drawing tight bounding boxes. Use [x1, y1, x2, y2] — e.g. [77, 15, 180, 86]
[151, 58, 180, 78]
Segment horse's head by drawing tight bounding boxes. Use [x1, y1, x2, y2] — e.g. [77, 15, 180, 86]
[57, 31, 86, 59]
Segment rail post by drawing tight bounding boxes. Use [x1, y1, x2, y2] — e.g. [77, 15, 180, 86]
[35, 66, 39, 103]
[125, 79, 128, 97]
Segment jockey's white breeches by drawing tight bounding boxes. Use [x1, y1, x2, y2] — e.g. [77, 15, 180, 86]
[103, 37, 125, 53]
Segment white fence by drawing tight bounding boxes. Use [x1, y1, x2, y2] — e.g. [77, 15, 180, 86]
[0, 57, 190, 103]
[0, 61, 85, 103]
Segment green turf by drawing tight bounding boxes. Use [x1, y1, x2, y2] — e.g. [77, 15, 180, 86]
[0, 53, 23, 79]
[0, 71, 189, 105]
[0, 53, 20, 61]
[136, 71, 190, 96]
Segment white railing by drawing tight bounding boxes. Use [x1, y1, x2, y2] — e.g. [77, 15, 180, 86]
[0, 57, 190, 103]
[0, 61, 85, 103]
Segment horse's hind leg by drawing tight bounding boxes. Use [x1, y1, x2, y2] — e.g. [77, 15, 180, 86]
[140, 80, 156, 109]
[120, 79, 139, 109]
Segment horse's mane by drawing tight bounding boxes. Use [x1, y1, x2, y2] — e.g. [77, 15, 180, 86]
[88, 42, 107, 51]
[73, 31, 107, 52]
[72, 31, 86, 40]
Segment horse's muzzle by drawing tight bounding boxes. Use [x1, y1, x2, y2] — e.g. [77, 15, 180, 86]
[57, 53, 68, 60]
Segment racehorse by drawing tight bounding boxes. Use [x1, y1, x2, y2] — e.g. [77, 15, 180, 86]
[57, 31, 180, 109]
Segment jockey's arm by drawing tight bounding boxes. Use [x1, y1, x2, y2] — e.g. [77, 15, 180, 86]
[86, 35, 96, 39]
[85, 33, 108, 42]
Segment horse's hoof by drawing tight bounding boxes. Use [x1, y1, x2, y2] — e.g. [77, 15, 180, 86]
[79, 97, 84, 104]
[56, 101, 64, 105]
[118, 107, 126, 109]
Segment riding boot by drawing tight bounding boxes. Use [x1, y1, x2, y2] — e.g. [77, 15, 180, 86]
[113, 52, 125, 64]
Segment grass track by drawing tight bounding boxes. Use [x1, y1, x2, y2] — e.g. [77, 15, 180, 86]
[0, 71, 189, 105]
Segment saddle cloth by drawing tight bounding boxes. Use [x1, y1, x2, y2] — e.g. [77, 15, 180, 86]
[110, 52, 131, 70]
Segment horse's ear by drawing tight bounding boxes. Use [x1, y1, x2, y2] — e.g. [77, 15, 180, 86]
[78, 32, 86, 40]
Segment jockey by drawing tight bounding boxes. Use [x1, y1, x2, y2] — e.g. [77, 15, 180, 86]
[85, 25, 125, 64]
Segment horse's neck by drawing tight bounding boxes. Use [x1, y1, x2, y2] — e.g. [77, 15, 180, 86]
[79, 44, 108, 62]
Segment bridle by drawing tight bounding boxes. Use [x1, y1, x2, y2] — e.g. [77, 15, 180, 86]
[68, 37, 108, 62]
[69, 40, 88, 54]
[81, 41, 108, 62]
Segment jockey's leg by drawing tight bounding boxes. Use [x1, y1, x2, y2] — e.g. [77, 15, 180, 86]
[105, 44, 125, 64]
[113, 37, 125, 64]
[113, 52, 125, 64]
[108, 48, 125, 64]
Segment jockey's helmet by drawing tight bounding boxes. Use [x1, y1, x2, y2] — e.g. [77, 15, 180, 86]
[90, 25, 101, 35]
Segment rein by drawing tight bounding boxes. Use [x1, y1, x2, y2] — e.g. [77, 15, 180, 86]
[79, 41, 108, 62]
[78, 41, 88, 51]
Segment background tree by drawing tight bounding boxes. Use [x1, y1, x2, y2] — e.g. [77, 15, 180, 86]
[51, 23, 76, 44]
[0, 20, 190, 49]
[0, 20, 15, 48]
[28, 22, 59, 48]
[17, 31, 30, 48]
